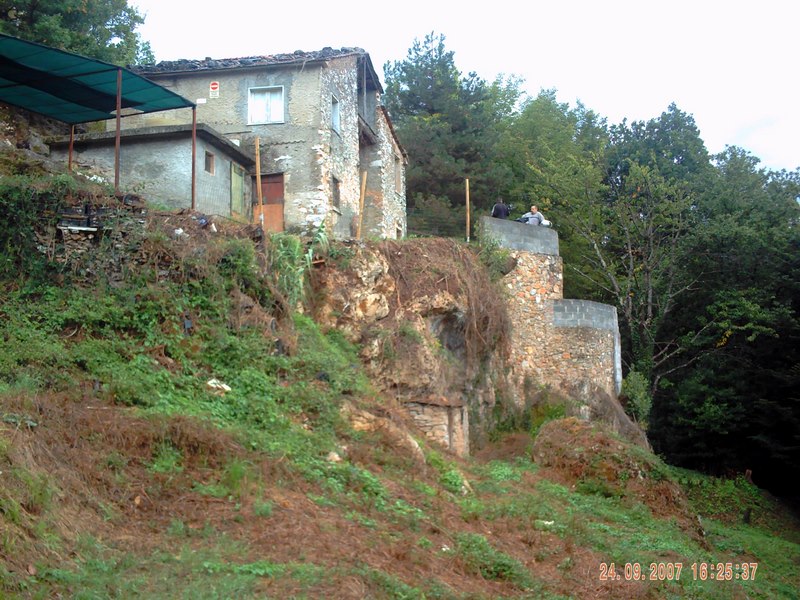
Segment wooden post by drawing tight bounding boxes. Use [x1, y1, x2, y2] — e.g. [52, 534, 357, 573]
[356, 170, 367, 239]
[254, 137, 263, 225]
[465, 178, 471, 242]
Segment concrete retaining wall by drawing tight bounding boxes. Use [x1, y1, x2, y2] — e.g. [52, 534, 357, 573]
[480, 216, 559, 255]
[553, 299, 617, 330]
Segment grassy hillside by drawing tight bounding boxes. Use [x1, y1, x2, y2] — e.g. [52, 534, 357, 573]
[0, 168, 798, 598]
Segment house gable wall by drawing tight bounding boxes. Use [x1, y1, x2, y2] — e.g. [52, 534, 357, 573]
[361, 107, 406, 239]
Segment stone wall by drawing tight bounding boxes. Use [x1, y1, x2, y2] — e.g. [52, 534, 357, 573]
[361, 107, 406, 239]
[554, 300, 622, 396]
[484, 216, 621, 404]
[406, 402, 469, 457]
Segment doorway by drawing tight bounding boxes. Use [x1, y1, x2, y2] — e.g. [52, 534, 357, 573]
[254, 173, 284, 232]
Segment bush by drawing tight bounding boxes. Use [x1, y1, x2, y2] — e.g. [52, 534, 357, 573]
[0, 174, 77, 278]
[454, 533, 534, 588]
[621, 371, 652, 425]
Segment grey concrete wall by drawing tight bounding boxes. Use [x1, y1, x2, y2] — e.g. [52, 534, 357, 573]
[479, 216, 559, 255]
[553, 299, 622, 395]
[50, 131, 251, 217]
[553, 299, 617, 330]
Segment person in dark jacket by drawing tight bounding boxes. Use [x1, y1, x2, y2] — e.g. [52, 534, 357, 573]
[491, 197, 510, 219]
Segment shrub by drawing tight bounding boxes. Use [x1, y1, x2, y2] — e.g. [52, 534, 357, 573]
[454, 532, 534, 588]
[621, 371, 652, 425]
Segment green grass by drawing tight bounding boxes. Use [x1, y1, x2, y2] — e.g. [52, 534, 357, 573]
[454, 532, 539, 591]
[40, 536, 284, 599]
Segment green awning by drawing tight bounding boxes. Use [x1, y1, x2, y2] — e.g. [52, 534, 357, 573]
[0, 33, 194, 124]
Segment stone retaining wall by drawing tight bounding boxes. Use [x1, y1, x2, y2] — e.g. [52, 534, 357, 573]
[405, 403, 469, 457]
[486, 214, 621, 404]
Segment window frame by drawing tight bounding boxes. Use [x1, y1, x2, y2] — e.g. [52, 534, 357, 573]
[248, 85, 285, 125]
[204, 151, 215, 175]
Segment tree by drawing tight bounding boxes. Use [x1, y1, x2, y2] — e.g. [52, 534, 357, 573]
[0, 0, 151, 65]
[568, 161, 695, 383]
[607, 103, 713, 193]
[508, 90, 610, 300]
[552, 105, 714, 384]
[383, 33, 523, 219]
[649, 148, 800, 492]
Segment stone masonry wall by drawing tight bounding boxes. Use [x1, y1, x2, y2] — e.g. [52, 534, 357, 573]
[405, 403, 469, 457]
[553, 300, 622, 397]
[485, 216, 620, 404]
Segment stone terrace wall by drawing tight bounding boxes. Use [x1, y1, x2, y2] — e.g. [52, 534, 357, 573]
[483, 216, 621, 404]
[503, 250, 562, 393]
[405, 403, 469, 457]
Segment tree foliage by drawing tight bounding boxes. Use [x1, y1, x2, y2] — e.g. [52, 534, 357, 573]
[383, 33, 522, 217]
[0, 0, 153, 65]
[649, 148, 800, 491]
[508, 90, 609, 299]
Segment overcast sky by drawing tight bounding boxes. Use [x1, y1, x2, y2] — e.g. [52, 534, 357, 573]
[132, 0, 799, 172]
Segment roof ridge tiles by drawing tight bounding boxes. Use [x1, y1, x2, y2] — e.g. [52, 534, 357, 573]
[133, 47, 367, 73]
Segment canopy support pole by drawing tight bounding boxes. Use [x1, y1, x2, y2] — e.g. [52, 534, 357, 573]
[191, 106, 197, 210]
[68, 125, 74, 171]
[114, 67, 122, 195]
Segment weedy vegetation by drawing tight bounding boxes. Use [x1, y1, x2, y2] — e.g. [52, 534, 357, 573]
[0, 173, 797, 599]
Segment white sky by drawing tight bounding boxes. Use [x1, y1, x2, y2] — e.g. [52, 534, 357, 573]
[132, 0, 799, 172]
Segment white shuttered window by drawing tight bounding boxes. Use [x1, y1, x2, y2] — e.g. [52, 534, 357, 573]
[248, 86, 284, 124]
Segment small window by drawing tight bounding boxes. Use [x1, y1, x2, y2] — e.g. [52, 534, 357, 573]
[204, 151, 215, 175]
[331, 96, 340, 132]
[331, 176, 341, 209]
[248, 86, 284, 124]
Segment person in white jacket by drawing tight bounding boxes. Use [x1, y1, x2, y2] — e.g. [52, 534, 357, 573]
[520, 205, 550, 227]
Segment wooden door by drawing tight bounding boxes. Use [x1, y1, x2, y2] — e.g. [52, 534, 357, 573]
[230, 164, 247, 221]
[253, 173, 284, 232]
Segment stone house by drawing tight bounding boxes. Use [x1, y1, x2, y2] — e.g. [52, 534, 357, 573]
[117, 47, 407, 239]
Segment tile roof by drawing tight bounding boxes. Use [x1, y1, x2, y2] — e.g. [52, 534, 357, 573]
[133, 47, 367, 74]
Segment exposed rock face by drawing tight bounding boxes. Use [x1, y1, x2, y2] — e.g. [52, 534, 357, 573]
[313, 239, 510, 457]
[313, 242, 395, 340]
[340, 401, 425, 465]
